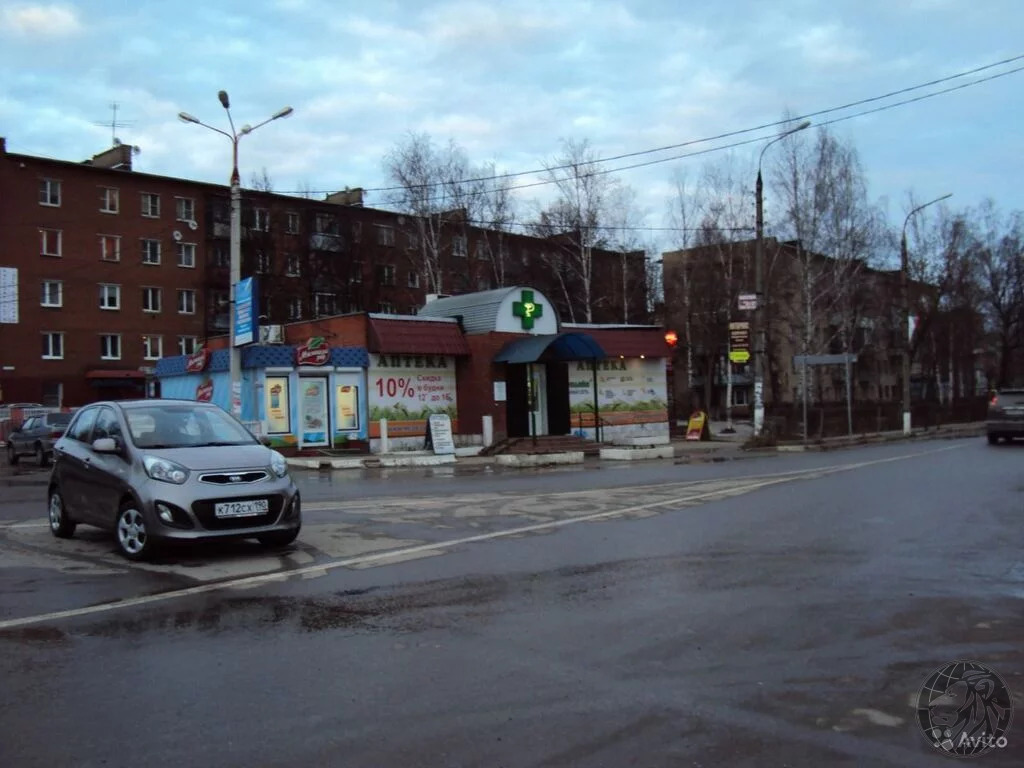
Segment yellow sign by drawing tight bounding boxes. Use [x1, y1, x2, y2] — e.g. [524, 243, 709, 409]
[685, 410, 707, 441]
[729, 349, 750, 364]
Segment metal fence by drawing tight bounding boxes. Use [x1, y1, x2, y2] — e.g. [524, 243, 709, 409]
[764, 398, 988, 441]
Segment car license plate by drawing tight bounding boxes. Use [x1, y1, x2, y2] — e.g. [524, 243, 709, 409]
[214, 499, 269, 518]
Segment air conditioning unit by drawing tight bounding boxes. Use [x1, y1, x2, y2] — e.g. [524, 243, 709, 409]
[259, 325, 285, 344]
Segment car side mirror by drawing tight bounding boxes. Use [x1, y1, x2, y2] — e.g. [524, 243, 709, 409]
[259, 435, 272, 447]
[92, 437, 120, 454]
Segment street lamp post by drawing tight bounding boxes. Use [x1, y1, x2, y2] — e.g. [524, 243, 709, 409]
[753, 120, 810, 436]
[900, 193, 952, 434]
[178, 94, 293, 418]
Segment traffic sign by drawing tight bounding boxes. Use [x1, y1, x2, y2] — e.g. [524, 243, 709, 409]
[729, 349, 750, 364]
[738, 294, 757, 311]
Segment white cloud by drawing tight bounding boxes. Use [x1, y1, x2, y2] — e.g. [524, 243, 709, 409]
[785, 23, 866, 67]
[1, 3, 81, 37]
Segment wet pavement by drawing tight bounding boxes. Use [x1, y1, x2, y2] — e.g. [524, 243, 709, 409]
[1, 437, 1022, 766]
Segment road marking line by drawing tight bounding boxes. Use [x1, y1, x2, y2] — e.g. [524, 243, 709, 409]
[0, 441, 967, 631]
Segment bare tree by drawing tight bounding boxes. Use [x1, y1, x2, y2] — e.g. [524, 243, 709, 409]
[249, 167, 274, 192]
[604, 185, 645, 323]
[472, 163, 517, 288]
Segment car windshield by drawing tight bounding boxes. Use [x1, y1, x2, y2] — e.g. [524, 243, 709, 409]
[125, 405, 258, 449]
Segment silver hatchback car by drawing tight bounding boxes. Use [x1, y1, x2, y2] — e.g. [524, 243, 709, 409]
[48, 399, 300, 560]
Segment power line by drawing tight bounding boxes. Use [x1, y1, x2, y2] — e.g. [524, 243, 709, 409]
[276, 53, 1024, 198]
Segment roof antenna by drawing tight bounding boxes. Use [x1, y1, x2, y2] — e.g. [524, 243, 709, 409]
[93, 102, 134, 146]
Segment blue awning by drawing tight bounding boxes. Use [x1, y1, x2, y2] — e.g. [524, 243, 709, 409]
[493, 332, 606, 363]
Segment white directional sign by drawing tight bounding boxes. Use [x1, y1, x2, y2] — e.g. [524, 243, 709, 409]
[738, 293, 757, 311]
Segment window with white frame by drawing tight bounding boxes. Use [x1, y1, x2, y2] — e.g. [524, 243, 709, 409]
[350, 261, 363, 284]
[376, 225, 395, 246]
[314, 293, 337, 317]
[41, 280, 62, 308]
[175, 197, 195, 223]
[42, 332, 64, 359]
[177, 242, 196, 268]
[40, 228, 62, 257]
[378, 301, 396, 314]
[407, 232, 418, 250]
[177, 289, 196, 314]
[285, 253, 301, 277]
[315, 213, 338, 235]
[99, 283, 121, 310]
[452, 235, 467, 258]
[99, 187, 119, 214]
[100, 234, 121, 262]
[254, 208, 270, 232]
[100, 334, 121, 360]
[178, 336, 199, 355]
[256, 251, 272, 274]
[141, 239, 161, 265]
[39, 179, 61, 207]
[212, 245, 229, 268]
[377, 264, 395, 286]
[286, 212, 300, 234]
[287, 297, 302, 320]
[142, 287, 162, 313]
[141, 192, 160, 218]
[407, 271, 420, 288]
[142, 335, 163, 360]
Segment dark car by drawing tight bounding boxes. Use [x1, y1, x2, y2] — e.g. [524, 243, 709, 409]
[47, 399, 300, 560]
[6, 411, 74, 466]
[986, 389, 1024, 444]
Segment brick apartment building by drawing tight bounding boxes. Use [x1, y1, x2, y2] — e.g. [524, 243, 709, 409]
[0, 137, 648, 407]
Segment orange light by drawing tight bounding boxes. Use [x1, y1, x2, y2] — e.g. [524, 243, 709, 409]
[664, 330, 679, 347]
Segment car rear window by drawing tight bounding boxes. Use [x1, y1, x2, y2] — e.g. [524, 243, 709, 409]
[998, 390, 1024, 405]
[47, 413, 73, 426]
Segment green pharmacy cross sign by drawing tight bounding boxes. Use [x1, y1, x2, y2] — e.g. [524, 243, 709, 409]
[512, 290, 544, 330]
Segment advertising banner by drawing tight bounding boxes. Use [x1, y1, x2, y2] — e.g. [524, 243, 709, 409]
[265, 376, 291, 434]
[568, 358, 668, 428]
[368, 354, 457, 437]
[300, 378, 328, 446]
[233, 277, 257, 346]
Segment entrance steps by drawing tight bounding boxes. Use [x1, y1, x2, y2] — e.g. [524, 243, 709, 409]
[482, 435, 602, 456]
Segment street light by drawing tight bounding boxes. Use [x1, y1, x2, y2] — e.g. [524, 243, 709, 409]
[753, 120, 810, 436]
[178, 93, 293, 417]
[900, 192, 952, 434]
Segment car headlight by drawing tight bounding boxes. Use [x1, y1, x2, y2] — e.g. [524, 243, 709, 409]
[270, 451, 288, 478]
[143, 456, 190, 484]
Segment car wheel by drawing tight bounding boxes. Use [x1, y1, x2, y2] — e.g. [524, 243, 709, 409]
[48, 489, 76, 539]
[35, 443, 49, 468]
[7, 444, 18, 466]
[987, 433, 999, 445]
[257, 526, 300, 548]
[115, 504, 152, 561]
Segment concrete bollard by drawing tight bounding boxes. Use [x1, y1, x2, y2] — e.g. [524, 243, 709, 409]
[482, 414, 493, 447]
[380, 418, 389, 454]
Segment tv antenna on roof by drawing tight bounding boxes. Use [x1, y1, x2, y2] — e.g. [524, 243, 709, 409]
[93, 102, 135, 145]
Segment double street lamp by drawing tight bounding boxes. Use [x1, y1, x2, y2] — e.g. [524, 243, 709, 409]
[900, 193, 952, 434]
[178, 93, 293, 417]
[753, 120, 811, 436]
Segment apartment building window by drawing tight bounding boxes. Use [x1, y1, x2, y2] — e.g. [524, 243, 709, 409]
[378, 301, 396, 314]
[286, 212, 300, 234]
[100, 234, 121, 262]
[99, 283, 121, 310]
[178, 336, 199, 355]
[350, 261, 363, 284]
[407, 271, 420, 288]
[376, 225, 395, 246]
[452, 235, 467, 258]
[142, 335, 163, 360]
[377, 265, 395, 286]
[407, 232, 418, 250]
[142, 239, 161, 265]
[100, 334, 121, 360]
[142, 287, 162, 313]
[42, 332, 64, 359]
[40, 228, 62, 257]
[254, 208, 270, 232]
[39, 178, 61, 207]
[475, 240, 487, 260]
[314, 293, 337, 317]
[175, 197, 195, 223]
[285, 253, 301, 277]
[177, 242, 196, 268]
[352, 222, 362, 242]
[212, 245, 229, 268]
[99, 187, 119, 214]
[287, 297, 302, 320]
[177, 289, 196, 314]
[315, 213, 338, 235]
[256, 251, 272, 274]
[141, 192, 160, 218]
[41, 280, 63, 308]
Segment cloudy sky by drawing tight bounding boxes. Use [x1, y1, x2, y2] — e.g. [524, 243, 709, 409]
[1, 0, 1021, 252]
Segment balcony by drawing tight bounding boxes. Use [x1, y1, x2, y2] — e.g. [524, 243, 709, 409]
[310, 233, 343, 252]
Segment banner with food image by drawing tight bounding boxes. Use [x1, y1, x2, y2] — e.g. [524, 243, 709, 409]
[368, 354, 458, 437]
[568, 358, 668, 427]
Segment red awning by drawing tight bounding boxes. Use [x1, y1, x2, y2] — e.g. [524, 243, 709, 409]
[583, 329, 672, 358]
[85, 369, 146, 379]
[368, 317, 470, 356]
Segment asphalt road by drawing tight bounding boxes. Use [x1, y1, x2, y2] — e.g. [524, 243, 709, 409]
[1, 438, 1022, 766]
